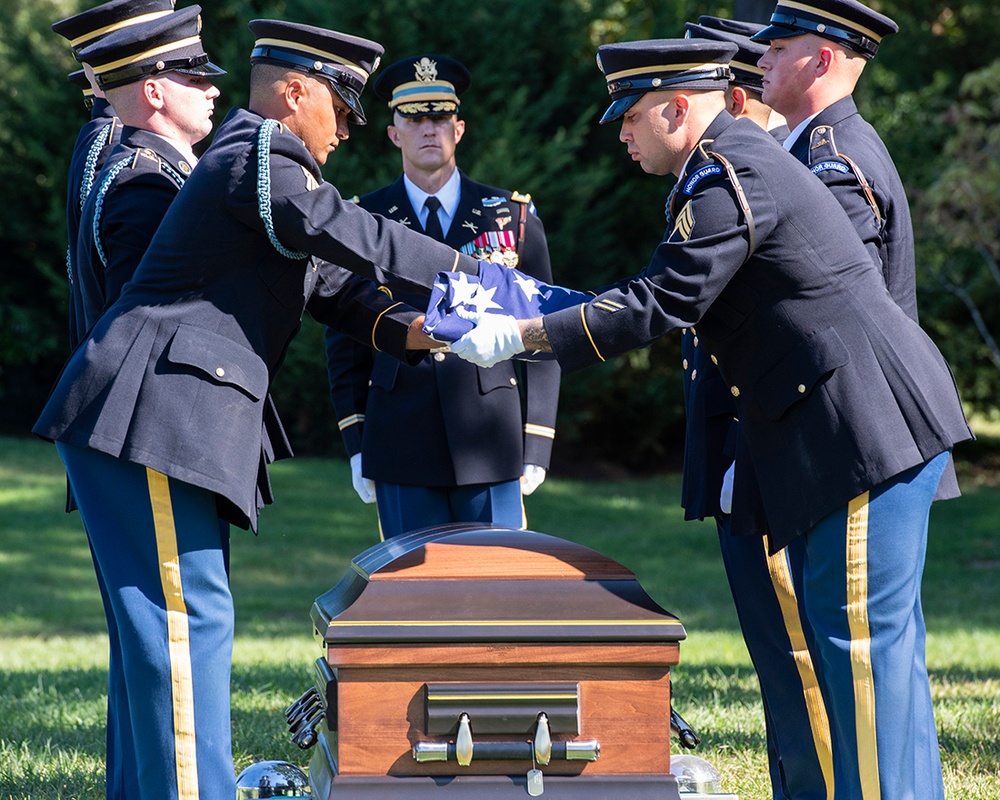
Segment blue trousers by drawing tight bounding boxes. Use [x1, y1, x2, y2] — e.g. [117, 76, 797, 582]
[784, 451, 948, 800]
[719, 517, 834, 799]
[58, 443, 236, 800]
[374, 479, 524, 539]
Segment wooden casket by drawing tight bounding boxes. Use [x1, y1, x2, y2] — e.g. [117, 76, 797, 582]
[304, 526, 686, 798]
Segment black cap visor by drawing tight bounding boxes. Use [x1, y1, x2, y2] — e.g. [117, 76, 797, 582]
[325, 77, 367, 125]
[174, 60, 227, 79]
[750, 22, 804, 43]
[600, 93, 644, 124]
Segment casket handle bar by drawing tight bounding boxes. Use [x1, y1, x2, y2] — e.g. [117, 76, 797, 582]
[412, 712, 600, 765]
[670, 707, 701, 750]
[284, 657, 335, 750]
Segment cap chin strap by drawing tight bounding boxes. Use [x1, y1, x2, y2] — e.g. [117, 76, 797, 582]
[606, 65, 733, 96]
[97, 53, 210, 89]
[766, 13, 879, 57]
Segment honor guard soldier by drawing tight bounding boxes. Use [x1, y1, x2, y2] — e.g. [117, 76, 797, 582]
[73, 5, 225, 341]
[449, 37, 971, 800]
[751, 2, 957, 796]
[325, 54, 561, 538]
[52, 0, 177, 349]
[34, 20, 484, 799]
[680, 18, 834, 800]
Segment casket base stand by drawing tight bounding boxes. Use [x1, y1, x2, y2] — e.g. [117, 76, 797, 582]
[301, 526, 689, 799]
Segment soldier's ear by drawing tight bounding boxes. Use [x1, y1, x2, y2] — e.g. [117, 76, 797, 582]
[387, 125, 401, 149]
[729, 87, 748, 117]
[283, 76, 308, 112]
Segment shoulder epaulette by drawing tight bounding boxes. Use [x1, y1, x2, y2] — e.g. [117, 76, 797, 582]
[131, 147, 160, 169]
[695, 138, 757, 264]
[807, 125, 848, 173]
[808, 124, 882, 228]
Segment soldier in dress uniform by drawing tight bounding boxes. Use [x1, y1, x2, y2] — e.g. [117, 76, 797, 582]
[751, 3, 954, 795]
[450, 38, 971, 800]
[73, 5, 224, 343]
[325, 54, 560, 538]
[679, 18, 834, 800]
[33, 20, 483, 799]
[52, 0, 177, 349]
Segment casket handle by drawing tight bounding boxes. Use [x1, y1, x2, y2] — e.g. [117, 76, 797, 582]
[411, 737, 600, 764]
[533, 713, 551, 766]
[456, 713, 474, 767]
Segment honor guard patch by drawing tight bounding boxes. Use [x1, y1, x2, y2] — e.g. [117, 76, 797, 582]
[811, 161, 851, 174]
[672, 201, 695, 241]
[683, 164, 723, 195]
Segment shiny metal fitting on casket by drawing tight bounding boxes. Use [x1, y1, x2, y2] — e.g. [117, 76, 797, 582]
[235, 760, 311, 798]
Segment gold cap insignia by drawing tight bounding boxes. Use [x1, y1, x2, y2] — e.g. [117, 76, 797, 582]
[414, 56, 438, 82]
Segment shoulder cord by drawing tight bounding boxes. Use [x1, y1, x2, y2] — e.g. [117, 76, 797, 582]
[91, 156, 132, 269]
[257, 119, 307, 260]
[703, 144, 757, 264]
[91, 151, 187, 269]
[837, 152, 883, 229]
[69, 121, 117, 280]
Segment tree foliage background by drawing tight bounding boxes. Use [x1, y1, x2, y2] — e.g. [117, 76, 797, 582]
[1, 0, 997, 470]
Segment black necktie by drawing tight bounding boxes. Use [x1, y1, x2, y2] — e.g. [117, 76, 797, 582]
[423, 195, 444, 242]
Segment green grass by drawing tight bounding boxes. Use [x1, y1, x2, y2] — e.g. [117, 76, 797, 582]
[1, 435, 998, 799]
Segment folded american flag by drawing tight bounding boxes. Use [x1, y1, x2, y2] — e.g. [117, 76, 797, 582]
[423, 261, 590, 360]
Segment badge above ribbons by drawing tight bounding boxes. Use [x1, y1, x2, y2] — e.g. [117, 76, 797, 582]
[423, 261, 590, 361]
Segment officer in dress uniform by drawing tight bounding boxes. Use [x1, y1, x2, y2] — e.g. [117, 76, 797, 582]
[450, 38, 972, 800]
[52, 0, 177, 349]
[325, 55, 560, 538]
[33, 20, 483, 799]
[751, 3, 954, 795]
[679, 18, 834, 800]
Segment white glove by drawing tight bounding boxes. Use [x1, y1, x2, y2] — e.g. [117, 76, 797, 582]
[450, 314, 523, 368]
[350, 453, 375, 504]
[720, 461, 734, 515]
[521, 464, 547, 496]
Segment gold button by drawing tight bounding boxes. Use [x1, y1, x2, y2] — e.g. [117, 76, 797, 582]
[682, 328, 687, 335]
[683, 359, 689, 370]
[691, 326, 697, 335]
[731, 386, 740, 397]
[797, 384, 806, 393]
[691, 369, 698, 380]
[433, 352, 446, 362]
[509, 377, 517, 386]
[711, 354, 718, 365]
[215, 367, 225, 378]
[693, 336, 699, 347]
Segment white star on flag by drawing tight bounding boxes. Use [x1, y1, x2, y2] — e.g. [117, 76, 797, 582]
[514, 272, 541, 302]
[468, 283, 503, 316]
[447, 271, 480, 309]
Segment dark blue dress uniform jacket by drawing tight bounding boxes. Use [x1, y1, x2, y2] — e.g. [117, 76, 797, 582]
[72, 126, 192, 348]
[66, 98, 122, 347]
[682, 96, 943, 524]
[34, 107, 480, 531]
[545, 112, 972, 550]
[326, 172, 560, 486]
